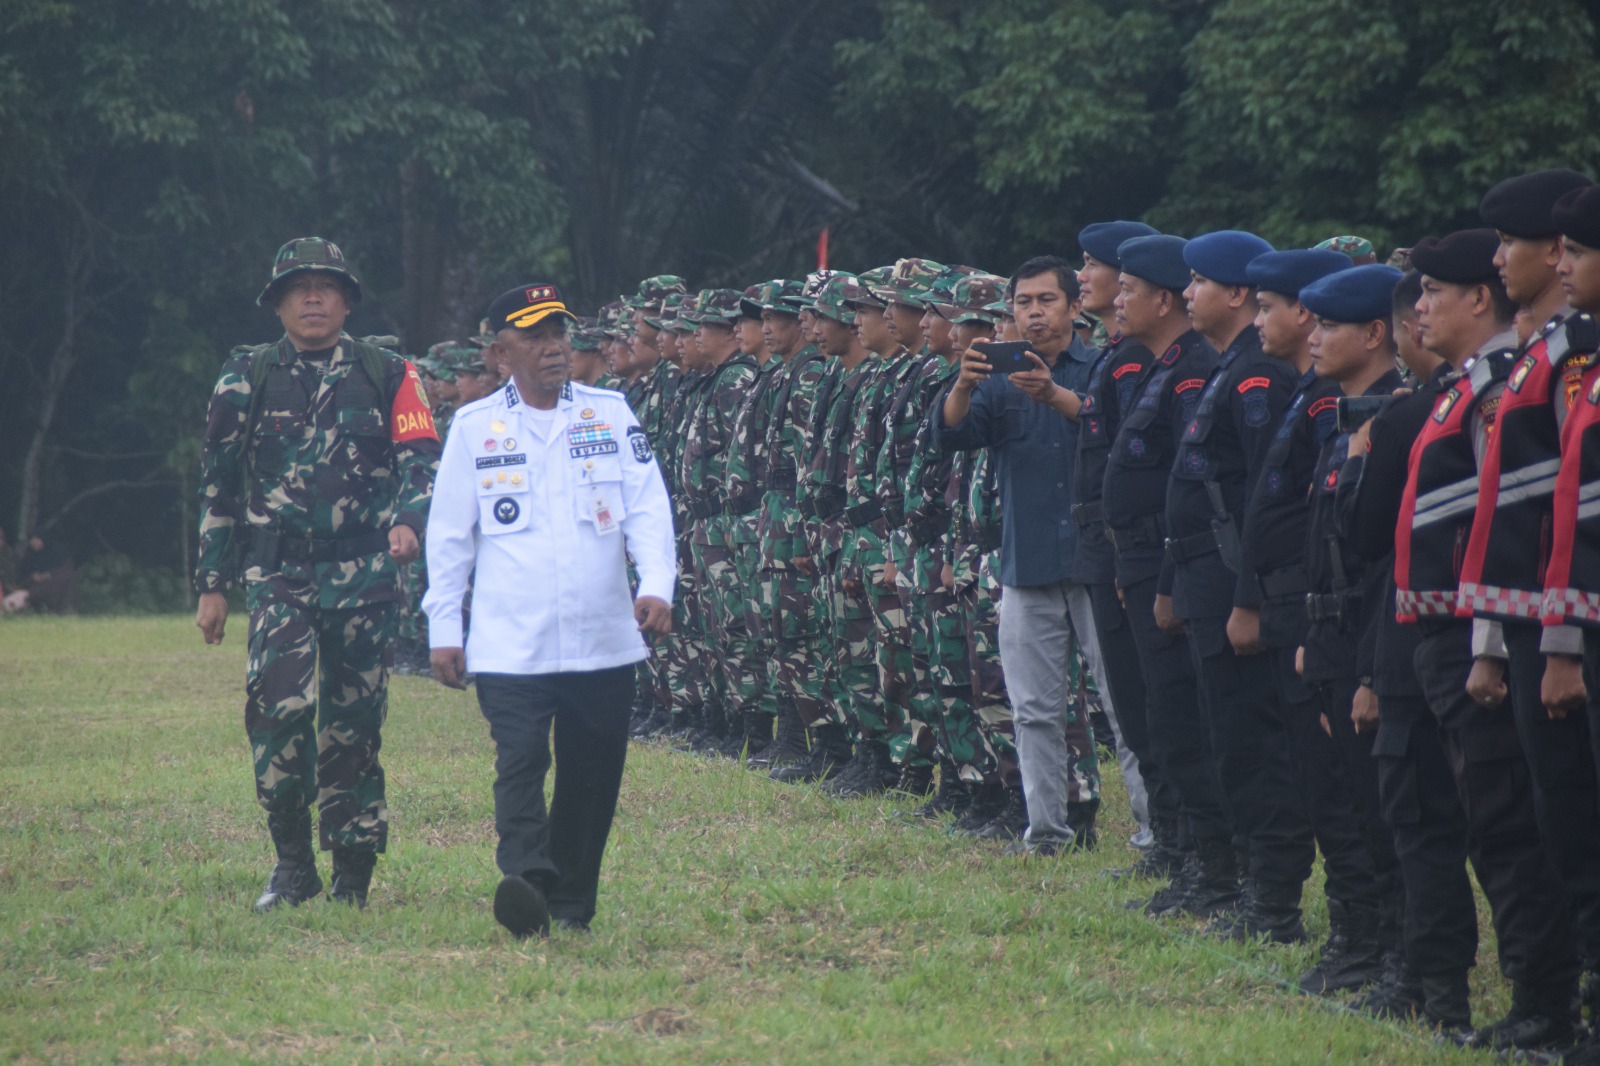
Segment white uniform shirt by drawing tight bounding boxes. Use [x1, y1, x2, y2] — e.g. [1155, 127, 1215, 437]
[423, 379, 676, 675]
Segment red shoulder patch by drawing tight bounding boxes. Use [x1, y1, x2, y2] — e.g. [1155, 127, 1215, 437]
[1174, 378, 1205, 394]
[1112, 362, 1143, 379]
[1237, 376, 1271, 394]
[391, 362, 440, 443]
[1308, 396, 1339, 418]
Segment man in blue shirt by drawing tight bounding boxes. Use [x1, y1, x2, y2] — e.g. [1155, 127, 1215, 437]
[935, 256, 1101, 854]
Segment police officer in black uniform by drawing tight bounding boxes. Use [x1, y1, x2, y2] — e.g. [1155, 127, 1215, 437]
[1100, 235, 1237, 919]
[1161, 231, 1313, 943]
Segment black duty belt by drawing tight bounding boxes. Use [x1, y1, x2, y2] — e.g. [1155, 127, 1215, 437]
[688, 500, 725, 520]
[1305, 591, 1361, 623]
[1259, 566, 1310, 601]
[765, 468, 797, 492]
[1070, 501, 1105, 528]
[845, 499, 883, 528]
[1106, 514, 1166, 554]
[251, 528, 390, 569]
[724, 491, 759, 517]
[1164, 529, 1219, 563]
[802, 495, 844, 520]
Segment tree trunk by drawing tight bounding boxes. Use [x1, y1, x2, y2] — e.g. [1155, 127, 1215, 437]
[16, 235, 90, 541]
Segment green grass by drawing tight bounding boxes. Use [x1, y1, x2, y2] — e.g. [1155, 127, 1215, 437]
[1, 616, 1493, 1063]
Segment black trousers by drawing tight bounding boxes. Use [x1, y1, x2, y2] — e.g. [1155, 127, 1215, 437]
[1505, 621, 1600, 967]
[476, 666, 635, 925]
[1088, 580, 1172, 826]
[1119, 576, 1232, 846]
[1373, 692, 1478, 977]
[1414, 623, 1578, 990]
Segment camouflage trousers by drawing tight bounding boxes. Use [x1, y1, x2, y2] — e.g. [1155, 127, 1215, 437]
[859, 544, 914, 743]
[820, 561, 882, 741]
[691, 531, 762, 718]
[663, 571, 710, 719]
[958, 574, 1020, 788]
[893, 577, 939, 770]
[760, 565, 835, 728]
[396, 558, 429, 664]
[243, 580, 391, 851]
[913, 583, 1003, 783]
[731, 522, 777, 720]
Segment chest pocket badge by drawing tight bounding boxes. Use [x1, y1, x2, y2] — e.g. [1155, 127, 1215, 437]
[478, 465, 530, 534]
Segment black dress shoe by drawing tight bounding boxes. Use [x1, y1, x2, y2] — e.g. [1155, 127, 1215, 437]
[493, 874, 550, 940]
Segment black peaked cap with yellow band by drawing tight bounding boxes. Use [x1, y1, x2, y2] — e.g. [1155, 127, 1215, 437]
[486, 283, 580, 332]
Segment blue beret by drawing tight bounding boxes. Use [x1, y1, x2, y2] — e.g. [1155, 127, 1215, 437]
[1183, 230, 1275, 286]
[1117, 235, 1191, 291]
[1299, 264, 1404, 323]
[1079, 221, 1158, 269]
[1246, 249, 1352, 299]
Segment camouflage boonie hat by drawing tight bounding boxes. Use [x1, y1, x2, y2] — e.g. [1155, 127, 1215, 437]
[451, 341, 487, 374]
[922, 265, 980, 316]
[654, 291, 696, 332]
[781, 270, 842, 311]
[684, 288, 743, 326]
[813, 273, 864, 324]
[741, 280, 785, 317]
[258, 237, 363, 307]
[568, 317, 605, 352]
[422, 341, 462, 381]
[947, 273, 1008, 325]
[597, 300, 629, 338]
[625, 275, 689, 314]
[870, 257, 946, 308]
[759, 279, 805, 314]
[1385, 247, 1413, 271]
[1315, 235, 1377, 263]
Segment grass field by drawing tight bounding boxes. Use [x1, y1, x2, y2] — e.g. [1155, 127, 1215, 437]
[1, 616, 1496, 1063]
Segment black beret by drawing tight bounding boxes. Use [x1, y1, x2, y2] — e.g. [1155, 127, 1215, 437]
[1118, 235, 1191, 291]
[1245, 249, 1351, 299]
[486, 283, 578, 332]
[1479, 169, 1592, 238]
[1299, 265, 1404, 324]
[1554, 185, 1600, 250]
[1184, 230, 1275, 286]
[1079, 221, 1158, 269]
[1409, 229, 1501, 285]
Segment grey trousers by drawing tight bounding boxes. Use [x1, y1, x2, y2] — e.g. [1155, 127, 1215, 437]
[999, 579, 1108, 846]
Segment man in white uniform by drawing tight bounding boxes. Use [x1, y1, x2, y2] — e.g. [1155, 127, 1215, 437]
[424, 282, 676, 939]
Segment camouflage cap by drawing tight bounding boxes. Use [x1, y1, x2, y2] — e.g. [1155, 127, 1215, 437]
[759, 279, 805, 314]
[813, 273, 864, 325]
[870, 257, 946, 308]
[422, 341, 460, 381]
[946, 273, 1008, 325]
[922, 264, 980, 315]
[684, 288, 744, 326]
[258, 237, 363, 307]
[654, 291, 697, 332]
[1314, 235, 1377, 263]
[597, 300, 629, 338]
[780, 270, 842, 311]
[741, 280, 784, 318]
[624, 275, 689, 313]
[568, 317, 606, 352]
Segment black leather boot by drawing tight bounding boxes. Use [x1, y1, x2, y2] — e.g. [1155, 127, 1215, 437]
[890, 759, 934, 799]
[971, 785, 1028, 841]
[1208, 878, 1307, 944]
[952, 781, 1006, 834]
[329, 848, 376, 909]
[1418, 971, 1471, 1034]
[752, 699, 809, 771]
[1065, 798, 1099, 851]
[1462, 979, 1578, 1053]
[254, 809, 323, 912]
[1181, 837, 1241, 919]
[1107, 814, 1183, 881]
[1296, 901, 1382, 995]
[770, 724, 851, 784]
[1351, 955, 1423, 1021]
[912, 761, 971, 820]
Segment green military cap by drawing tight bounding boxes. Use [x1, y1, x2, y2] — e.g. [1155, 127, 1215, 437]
[843, 266, 892, 309]
[922, 264, 981, 316]
[780, 270, 842, 311]
[684, 288, 745, 326]
[869, 257, 946, 308]
[568, 317, 605, 351]
[741, 280, 785, 318]
[759, 279, 805, 314]
[624, 275, 689, 313]
[454, 341, 487, 374]
[1314, 235, 1377, 263]
[652, 291, 696, 332]
[422, 341, 459, 382]
[946, 273, 1008, 325]
[812, 273, 863, 324]
[258, 236, 364, 307]
[597, 300, 629, 338]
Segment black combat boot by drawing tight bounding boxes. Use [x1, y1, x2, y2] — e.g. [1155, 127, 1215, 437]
[662, 708, 697, 744]
[1180, 838, 1241, 919]
[1461, 979, 1578, 1053]
[1134, 850, 1198, 918]
[1351, 955, 1423, 1022]
[1065, 798, 1099, 851]
[1106, 814, 1183, 881]
[971, 785, 1028, 841]
[329, 848, 377, 909]
[771, 724, 851, 784]
[890, 759, 934, 799]
[1296, 902, 1382, 995]
[1208, 878, 1307, 944]
[827, 741, 894, 799]
[692, 703, 732, 757]
[1416, 971, 1471, 1035]
[952, 780, 1006, 834]
[254, 809, 323, 912]
[752, 699, 809, 772]
[738, 711, 774, 762]
[912, 761, 971, 820]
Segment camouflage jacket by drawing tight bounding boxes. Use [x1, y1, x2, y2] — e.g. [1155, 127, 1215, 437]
[660, 367, 703, 537]
[840, 346, 920, 564]
[952, 448, 1002, 595]
[893, 358, 963, 582]
[594, 371, 628, 393]
[756, 345, 829, 571]
[724, 356, 788, 521]
[801, 354, 880, 564]
[195, 334, 440, 606]
[679, 353, 760, 549]
[433, 400, 457, 445]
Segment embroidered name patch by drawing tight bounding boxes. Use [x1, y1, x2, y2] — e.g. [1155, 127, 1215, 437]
[476, 454, 527, 469]
[570, 441, 620, 458]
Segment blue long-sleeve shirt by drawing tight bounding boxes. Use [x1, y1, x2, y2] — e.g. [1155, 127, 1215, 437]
[933, 337, 1095, 588]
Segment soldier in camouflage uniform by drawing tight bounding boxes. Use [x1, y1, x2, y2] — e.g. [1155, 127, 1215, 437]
[195, 238, 439, 910]
[569, 318, 623, 390]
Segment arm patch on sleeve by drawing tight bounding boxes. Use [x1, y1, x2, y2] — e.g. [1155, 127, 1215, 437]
[391, 362, 440, 443]
[628, 424, 654, 463]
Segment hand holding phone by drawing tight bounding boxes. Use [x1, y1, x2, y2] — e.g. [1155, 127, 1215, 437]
[972, 341, 1038, 375]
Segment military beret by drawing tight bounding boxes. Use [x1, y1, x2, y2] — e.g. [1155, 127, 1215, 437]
[1409, 229, 1501, 285]
[1313, 235, 1376, 262]
[1246, 249, 1352, 299]
[1480, 169, 1593, 239]
[1299, 264, 1404, 324]
[1117, 235, 1191, 291]
[1079, 221, 1158, 268]
[487, 283, 577, 332]
[1183, 230, 1275, 287]
[1554, 184, 1600, 250]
